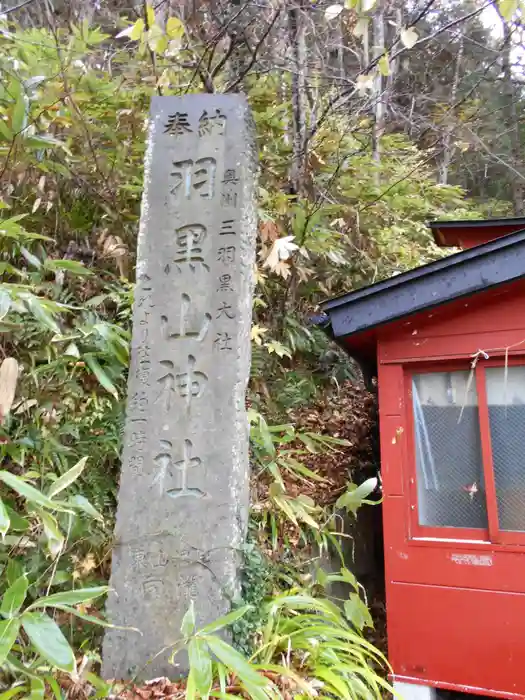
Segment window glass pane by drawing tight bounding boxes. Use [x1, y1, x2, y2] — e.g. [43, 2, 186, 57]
[412, 371, 488, 529]
[486, 366, 525, 532]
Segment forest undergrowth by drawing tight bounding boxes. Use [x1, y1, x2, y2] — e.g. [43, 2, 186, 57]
[0, 3, 515, 697]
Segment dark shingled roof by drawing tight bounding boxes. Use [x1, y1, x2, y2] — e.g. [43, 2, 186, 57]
[320, 226, 525, 341]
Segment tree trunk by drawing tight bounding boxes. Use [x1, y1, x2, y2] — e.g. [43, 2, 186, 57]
[439, 35, 463, 185]
[288, 0, 307, 196]
[498, 12, 524, 215]
[372, 1, 385, 184]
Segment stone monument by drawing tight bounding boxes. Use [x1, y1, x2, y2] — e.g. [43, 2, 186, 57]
[102, 95, 256, 680]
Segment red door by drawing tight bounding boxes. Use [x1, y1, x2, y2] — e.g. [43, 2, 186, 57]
[382, 355, 525, 698]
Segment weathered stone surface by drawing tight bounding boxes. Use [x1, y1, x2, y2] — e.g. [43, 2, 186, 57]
[102, 95, 257, 681]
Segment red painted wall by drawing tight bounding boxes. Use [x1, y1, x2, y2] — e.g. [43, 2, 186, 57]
[433, 222, 525, 249]
[375, 279, 525, 698]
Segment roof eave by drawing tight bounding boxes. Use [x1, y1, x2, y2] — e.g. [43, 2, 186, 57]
[429, 217, 525, 247]
[428, 216, 525, 231]
[321, 227, 525, 340]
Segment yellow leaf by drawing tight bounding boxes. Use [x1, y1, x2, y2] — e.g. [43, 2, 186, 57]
[265, 341, 292, 359]
[166, 16, 185, 40]
[400, 26, 418, 49]
[378, 54, 389, 76]
[499, 0, 518, 19]
[155, 34, 168, 54]
[353, 17, 368, 38]
[273, 260, 292, 279]
[146, 3, 155, 28]
[0, 358, 18, 422]
[251, 325, 268, 345]
[130, 18, 145, 41]
[146, 24, 164, 51]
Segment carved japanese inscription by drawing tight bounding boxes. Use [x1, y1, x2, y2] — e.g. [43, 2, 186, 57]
[103, 94, 256, 681]
[171, 158, 216, 201]
[155, 355, 208, 410]
[153, 438, 206, 499]
[171, 224, 209, 273]
[164, 112, 192, 136]
[160, 294, 211, 342]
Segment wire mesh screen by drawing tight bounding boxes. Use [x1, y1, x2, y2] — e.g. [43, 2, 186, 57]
[413, 372, 488, 529]
[486, 366, 525, 532]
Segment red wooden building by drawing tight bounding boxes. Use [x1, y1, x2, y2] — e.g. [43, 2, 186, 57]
[320, 217, 525, 700]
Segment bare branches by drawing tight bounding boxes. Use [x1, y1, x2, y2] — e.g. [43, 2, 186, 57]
[224, 8, 281, 91]
[1, 0, 39, 15]
[308, 0, 493, 141]
[143, 0, 163, 96]
[286, 0, 307, 196]
[4, 0, 523, 241]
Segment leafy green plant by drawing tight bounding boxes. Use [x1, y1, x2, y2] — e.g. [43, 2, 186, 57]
[172, 588, 391, 699]
[314, 566, 374, 632]
[0, 457, 112, 694]
[233, 534, 273, 656]
[255, 591, 391, 700]
[249, 410, 349, 488]
[0, 6, 496, 696]
[249, 410, 357, 549]
[172, 603, 280, 700]
[0, 578, 108, 672]
[336, 477, 381, 518]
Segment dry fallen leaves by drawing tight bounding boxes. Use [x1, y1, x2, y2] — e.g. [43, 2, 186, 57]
[262, 236, 299, 279]
[255, 381, 378, 512]
[259, 220, 280, 243]
[98, 230, 130, 279]
[0, 357, 19, 424]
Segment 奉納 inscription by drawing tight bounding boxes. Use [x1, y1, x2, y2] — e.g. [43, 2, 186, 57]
[164, 109, 228, 139]
[198, 109, 226, 137]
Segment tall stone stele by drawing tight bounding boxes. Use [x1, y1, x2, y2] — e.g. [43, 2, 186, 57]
[102, 95, 257, 681]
